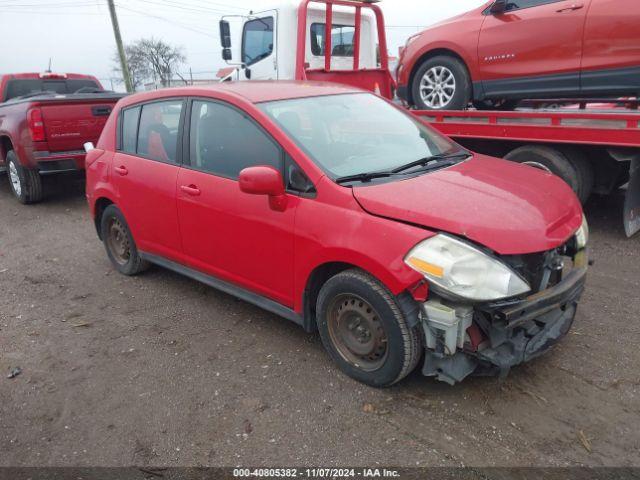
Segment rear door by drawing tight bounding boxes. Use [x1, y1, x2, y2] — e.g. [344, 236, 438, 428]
[580, 0, 640, 95]
[478, 0, 589, 98]
[112, 99, 185, 262]
[241, 11, 278, 80]
[176, 98, 296, 306]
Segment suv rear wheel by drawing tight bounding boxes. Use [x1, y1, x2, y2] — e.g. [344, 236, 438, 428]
[6, 151, 43, 204]
[100, 205, 149, 276]
[412, 55, 471, 111]
[316, 269, 422, 387]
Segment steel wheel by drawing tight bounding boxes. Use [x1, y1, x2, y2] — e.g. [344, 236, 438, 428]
[326, 294, 388, 372]
[419, 66, 457, 109]
[8, 160, 21, 197]
[522, 161, 552, 173]
[106, 217, 131, 266]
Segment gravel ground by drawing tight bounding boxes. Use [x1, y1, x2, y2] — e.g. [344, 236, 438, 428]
[0, 174, 639, 468]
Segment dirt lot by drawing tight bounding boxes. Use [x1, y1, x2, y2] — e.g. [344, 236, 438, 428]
[0, 174, 639, 468]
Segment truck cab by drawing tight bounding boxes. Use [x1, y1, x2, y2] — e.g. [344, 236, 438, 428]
[219, 0, 394, 99]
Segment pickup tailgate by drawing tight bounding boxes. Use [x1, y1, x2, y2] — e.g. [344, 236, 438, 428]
[36, 93, 123, 153]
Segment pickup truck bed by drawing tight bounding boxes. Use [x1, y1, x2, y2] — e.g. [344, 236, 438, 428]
[0, 92, 124, 203]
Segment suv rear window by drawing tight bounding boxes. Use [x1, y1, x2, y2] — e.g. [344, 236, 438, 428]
[2, 79, 102, 101]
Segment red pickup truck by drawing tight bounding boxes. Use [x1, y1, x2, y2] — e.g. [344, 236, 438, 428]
[0, 73, 124, 203]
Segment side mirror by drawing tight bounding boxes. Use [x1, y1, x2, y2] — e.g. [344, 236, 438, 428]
[239, 166, 287, 211]
[220, 20, 232, 48]
[489, 0, 508, 14]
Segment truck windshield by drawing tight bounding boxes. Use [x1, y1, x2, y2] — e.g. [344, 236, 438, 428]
[3, 79, 101, 102]
[259, 93, 463, 180]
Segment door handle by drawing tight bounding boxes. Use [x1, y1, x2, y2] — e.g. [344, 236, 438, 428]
[114, 166, 128, 176]
[556, 4, 584, 12]
[180, 184, 201, 196]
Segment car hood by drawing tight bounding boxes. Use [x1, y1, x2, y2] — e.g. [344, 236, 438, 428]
[352, 155, 583, 255]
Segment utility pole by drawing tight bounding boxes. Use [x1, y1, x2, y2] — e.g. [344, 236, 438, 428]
[107, 0, 134, 92]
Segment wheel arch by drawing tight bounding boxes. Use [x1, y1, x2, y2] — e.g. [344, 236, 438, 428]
[301, 258, 421, 334]
[93, 196, 116, 240]
[407, 48, 472, 106]
[0, 135, 14, 163]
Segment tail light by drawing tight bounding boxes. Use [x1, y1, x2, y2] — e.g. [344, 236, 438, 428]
[27, 108, 45, 142]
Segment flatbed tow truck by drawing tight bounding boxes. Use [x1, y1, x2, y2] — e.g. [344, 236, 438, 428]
[219, 0, 640, 237]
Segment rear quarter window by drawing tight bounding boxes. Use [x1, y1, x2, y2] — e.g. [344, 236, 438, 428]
[120, 106, 141, 153]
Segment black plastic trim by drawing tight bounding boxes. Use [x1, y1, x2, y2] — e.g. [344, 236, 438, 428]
[139, 251, 304, 326]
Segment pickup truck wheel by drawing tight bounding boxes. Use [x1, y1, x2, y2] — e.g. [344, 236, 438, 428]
[100, 205, 149, 276]
[504, 145, 581, 199]
[412, 55, 471, 111]
[316, 269, 422, 388]
[6, 151, 43, 204]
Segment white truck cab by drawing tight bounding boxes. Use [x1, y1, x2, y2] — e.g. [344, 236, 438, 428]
[219, 0, 394, 98]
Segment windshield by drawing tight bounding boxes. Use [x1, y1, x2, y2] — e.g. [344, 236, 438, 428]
[259, 93, 463, 180]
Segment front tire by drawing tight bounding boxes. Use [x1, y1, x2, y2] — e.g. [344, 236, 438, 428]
[411, 55, 471, 111]
[6, 151, 43, 204]
[100, 205, 149, 276]
[316, 269, 422, 388]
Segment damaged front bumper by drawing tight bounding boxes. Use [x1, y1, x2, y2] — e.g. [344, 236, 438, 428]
[421, 265, 588, 385]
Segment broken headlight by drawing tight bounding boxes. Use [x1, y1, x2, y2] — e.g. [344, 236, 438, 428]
[405, 235, 531, 302]
[576, 214, 589, 250]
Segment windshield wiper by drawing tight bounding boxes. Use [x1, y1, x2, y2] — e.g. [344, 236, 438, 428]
[335, 171, 402, 185]
[335, 152, 471, 185]
[391, 151, 471, 174]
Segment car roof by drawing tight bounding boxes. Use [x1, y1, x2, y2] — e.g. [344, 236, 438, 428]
[120, 81, 365, 107]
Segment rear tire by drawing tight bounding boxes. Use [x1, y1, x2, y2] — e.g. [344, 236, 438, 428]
[316, 269, 422, 388]
[100, 205, 149, 276]
[504, 145, 582, 200]
[411, 55, 471, 111]
[562, 147, 594, 204]
[6, 150, 43, 204]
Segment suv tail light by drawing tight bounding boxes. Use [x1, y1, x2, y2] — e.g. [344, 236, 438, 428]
[28, 108, 45, 142]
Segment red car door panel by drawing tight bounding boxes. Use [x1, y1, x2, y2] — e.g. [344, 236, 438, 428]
[581, 0, 640, 93]
[478, 0, 589, 96]
[176, 99, 296, 307]
[113, 152, 182, 260]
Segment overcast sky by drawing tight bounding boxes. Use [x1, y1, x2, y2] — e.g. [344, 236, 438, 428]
[0, 0, 486, 89]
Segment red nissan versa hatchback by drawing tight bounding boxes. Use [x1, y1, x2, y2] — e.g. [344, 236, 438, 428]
[85, 82, 589, 387]
[396, 0, 640, 110]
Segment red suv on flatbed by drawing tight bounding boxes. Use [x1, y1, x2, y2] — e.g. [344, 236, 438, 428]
[396, 0, 640, 110]
[86, 82, 589, 387]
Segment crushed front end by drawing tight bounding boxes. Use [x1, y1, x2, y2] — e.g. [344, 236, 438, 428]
[407, 226, 589, 385]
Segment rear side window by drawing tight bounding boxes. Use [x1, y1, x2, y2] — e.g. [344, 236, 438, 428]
[137, 101, 184, 164]
[2, 79, 101, 101]
[189, 100, 282, 179]
[242, 17, 274, 66]
[120, 106, 141, 153]
[311, 23, 355, 57]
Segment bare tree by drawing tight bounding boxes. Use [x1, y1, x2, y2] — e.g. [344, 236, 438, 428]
[112, 45, 151, 91]
[113, 38, 186, 90]
[137, 38, 186, 88]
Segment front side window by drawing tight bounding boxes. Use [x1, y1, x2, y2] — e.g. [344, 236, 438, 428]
[242, 17, 274, 66]
[189, 100, 282, 179]
[259, 93, 462, 180]
[310, 23, 355, 57]
[501, 0, 562, 12]
[137, 100, 183, 164]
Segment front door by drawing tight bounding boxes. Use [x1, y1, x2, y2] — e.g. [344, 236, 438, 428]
[111, 99, 185, 261]
[176, 98, 296, 306]
[241, 11, 278, 80]
[478, 0, 589, 98]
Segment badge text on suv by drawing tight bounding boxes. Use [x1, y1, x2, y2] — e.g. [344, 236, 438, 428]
[85, 82, 589, 386]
